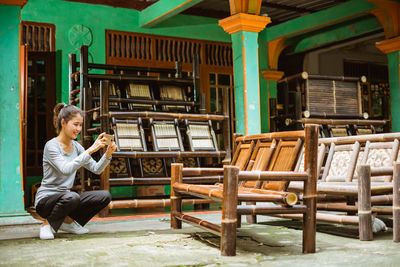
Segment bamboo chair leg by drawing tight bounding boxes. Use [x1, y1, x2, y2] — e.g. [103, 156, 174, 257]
[237, 201, 242, 228]
[221, 165, 239, 256]
[346, 196, 357, 215]
[358, 164, 373, 241]
[99, 165, 110, 217]
[393, 162, 400, 242]
[245, 202, 257, 224]
[303, 124, 318, 254]
[171, 163, 183, 229]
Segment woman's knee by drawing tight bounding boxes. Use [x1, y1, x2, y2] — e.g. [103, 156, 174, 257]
[61, 192, 80, 207]
[99, 190, 112, 204]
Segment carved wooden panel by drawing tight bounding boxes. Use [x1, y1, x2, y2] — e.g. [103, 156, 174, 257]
[327, 150, 352, 180]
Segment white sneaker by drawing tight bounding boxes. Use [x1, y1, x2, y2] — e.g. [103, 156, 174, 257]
[59, 221, 89, 235]
[40, 224, 55, 240]
[372, 217, 388, 233]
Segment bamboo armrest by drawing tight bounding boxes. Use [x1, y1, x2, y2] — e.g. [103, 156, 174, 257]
[174, 182, 298, 205]
[238, 170, 309, 182]
[182, 167, 224, 176]
[289, 181, 393, 196]
[325, 177, 346, 182]
[317, 182, 391, 196]
[172, 186, 303, 206]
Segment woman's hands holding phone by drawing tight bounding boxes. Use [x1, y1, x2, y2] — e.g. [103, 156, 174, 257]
[87, 133, 108, 155]
[105, 139, 116, 158]
[87, 133, 116, 157]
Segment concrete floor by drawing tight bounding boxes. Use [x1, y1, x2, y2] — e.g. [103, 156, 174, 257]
[0, 212, 399, 267]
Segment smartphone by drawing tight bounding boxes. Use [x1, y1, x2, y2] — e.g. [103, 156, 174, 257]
[104, 133, 114, 146]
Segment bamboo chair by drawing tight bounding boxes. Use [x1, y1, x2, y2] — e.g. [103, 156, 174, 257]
[184, 119, 219, 167]
[288, 133, 400, 240]
[159, 85, 189, 112]
[326, 124, 352, 137]
[111, 117, 146, 177]
[90, 82, 122, 121]
[170, 125, 319, 256]
[294, 143, 327, 178]
[230, 138, 255, 170]
[239, 138, 278, 224]
[125, 83, 156, 111]
[150, 118, 184, 176]
[321, 142, 361, 182]
[261, 137, 303, 191]
[92, 82, 122, 110]
[359, 140, 399, 182]
[353, 125, 376, 135]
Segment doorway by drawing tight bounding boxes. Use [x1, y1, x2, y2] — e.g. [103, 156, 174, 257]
[25, 52, 56, 206]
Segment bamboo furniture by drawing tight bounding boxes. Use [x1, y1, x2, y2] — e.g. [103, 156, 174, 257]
[125, 83, 156, 111]
[288, 132, 400, 240]
[170, 125, 319, 256]
[68, 45, 231, 216]
[274, 72, 387, 132]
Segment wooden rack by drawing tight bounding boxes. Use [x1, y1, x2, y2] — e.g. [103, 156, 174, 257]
[69, 45, 231, 216]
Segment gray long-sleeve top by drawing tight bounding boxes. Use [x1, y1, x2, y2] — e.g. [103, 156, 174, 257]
[35, 138, 111, 207]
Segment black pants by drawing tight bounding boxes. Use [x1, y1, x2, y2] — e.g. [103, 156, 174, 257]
[36, 190, 111, 232]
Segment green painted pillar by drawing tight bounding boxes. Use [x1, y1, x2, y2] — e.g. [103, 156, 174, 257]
[258, 29, 285, 133]
[377, 37, 400, 132]
[388, 51, 400, 131]
[0, 5, 28, 218]
[219, 13, 270, 135]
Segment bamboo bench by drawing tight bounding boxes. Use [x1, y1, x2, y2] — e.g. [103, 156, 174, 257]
[170, 124, 319, 256]
[288, 132, 400, 240]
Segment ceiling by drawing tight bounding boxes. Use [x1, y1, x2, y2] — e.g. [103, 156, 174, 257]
[64, 0, 351, 26]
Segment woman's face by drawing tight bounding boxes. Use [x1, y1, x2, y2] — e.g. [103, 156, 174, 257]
[61, 114, 83, 139]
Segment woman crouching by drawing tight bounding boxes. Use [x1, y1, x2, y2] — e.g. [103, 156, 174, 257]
[35, 103, 116, 240]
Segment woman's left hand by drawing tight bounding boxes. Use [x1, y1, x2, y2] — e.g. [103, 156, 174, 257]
[105, 141, 117, 158]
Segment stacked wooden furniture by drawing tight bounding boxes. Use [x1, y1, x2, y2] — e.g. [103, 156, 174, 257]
[69, 45, 231, 215]
[273, 72, 387, 134]
[170, 124, 319, 256]
[288, 132, 400, 241]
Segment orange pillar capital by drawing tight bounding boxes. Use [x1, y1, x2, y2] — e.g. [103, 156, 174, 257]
[376, 36, 400, 54]
[219, 13, 271, 35]
[261, 70, 284, 81]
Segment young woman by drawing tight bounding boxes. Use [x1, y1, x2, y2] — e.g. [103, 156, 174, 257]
[35, 103, 116, 240]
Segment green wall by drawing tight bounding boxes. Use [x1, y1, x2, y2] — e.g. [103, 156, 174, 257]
[21, 0, 230, 103]
[0, 4, 27, 216]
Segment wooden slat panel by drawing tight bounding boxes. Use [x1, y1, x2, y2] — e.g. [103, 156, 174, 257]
[231, 141, 254, 171]
[241, 140, 275, 188]
[263, 139, 303, 191]
[307, 79, 360, 115]
[106, 30, 232, 69]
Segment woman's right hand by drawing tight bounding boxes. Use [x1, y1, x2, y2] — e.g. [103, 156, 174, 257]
[87, 133, 107, 155]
